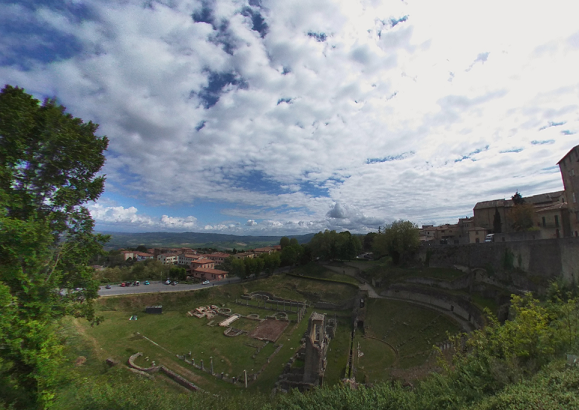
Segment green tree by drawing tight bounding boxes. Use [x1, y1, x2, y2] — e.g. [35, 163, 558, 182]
[279, 236, 290, 249]
[280, 244, 302, 266]
[363, 232, 377, 251]
[0, 85, 109, 407]
[261, 253, 281, 275]
[511, 203, 535, 232]
[228, 258, 246, 279]
[169, 266, 187, 281]
[373, 220, 419, 264]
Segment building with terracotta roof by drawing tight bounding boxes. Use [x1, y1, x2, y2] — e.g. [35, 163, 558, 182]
[191, 258, 215, 270]
[188, 267, 228, 282]
[233, 252, 255, 260]
[253, 246, 274, 255]
[206, 252, 230, 264]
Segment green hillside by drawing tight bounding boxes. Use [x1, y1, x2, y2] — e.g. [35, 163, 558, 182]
[98, 231, 315, 250]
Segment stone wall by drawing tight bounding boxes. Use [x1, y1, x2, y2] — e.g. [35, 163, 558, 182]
[419, 238, 579, 292]
[127, 352, 199, 391]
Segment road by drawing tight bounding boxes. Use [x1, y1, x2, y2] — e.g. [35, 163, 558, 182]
[98, 277, 242, 297]
[97, 266, 293, 297]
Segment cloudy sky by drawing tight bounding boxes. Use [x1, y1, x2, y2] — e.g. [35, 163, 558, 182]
[2, 0, 578, 235]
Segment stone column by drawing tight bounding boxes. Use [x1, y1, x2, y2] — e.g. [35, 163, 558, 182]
[244, 370, 248, 388]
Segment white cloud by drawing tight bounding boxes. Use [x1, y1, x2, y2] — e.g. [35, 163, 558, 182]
[89, 204, 198, 231]
[2, 0, 579, 234]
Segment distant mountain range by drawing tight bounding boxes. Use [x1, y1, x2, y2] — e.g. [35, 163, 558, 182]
[98, 231, 316, 250]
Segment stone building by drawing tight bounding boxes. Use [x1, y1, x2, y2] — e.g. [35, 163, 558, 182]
[303, 312, 330, 385]
[558, 144, 579, 237]
[473, 191, 565, 236]
[276, 312, 336, 392]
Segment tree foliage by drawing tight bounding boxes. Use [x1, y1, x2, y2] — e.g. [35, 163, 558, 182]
[511, 203, 535, 232]
[279, 236, 290, 249]
[308, 230, 362, 261]
[222, 252, 281, 279]
[0, 85, 108, 407]
[372, 220, 419, 264]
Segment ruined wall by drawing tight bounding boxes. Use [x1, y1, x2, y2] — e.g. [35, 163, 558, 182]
[419, 238, 579, 292]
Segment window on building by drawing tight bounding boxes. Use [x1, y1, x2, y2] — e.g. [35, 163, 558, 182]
[555, 215, 559, 227]
[542, 217, 546, 227]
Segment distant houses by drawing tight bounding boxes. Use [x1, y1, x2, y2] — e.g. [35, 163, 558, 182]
[119, 246, 283, 282]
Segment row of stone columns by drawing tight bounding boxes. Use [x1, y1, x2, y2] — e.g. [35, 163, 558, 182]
[191, 356, 248, 388]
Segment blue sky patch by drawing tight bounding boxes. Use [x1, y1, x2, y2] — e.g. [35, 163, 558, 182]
[390, 15, 409, 27]
[229, 170, 286, 195]
[367, 151, 414, 164]
[531, 139, 555, 145]
[195, 120, 206, 131]
[307, 32, 327, 42]
[500, 148, 523, 153]
[539, 121, 566, 130]
[197, 71, 247, 109]
[241, 7, 268, 38]
[192, 1, 215, 26]
[299, 181, 330, 198]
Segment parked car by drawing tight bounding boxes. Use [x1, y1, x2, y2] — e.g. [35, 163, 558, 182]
[202, 280, 210, 285]
[133, 281, 140, 286]
[171, 281, 178, 286]
[120, 283, 126, 287]
[105, 284, 111, 289]
[144, 281, 150, 285]
[165, 279, 171, 285]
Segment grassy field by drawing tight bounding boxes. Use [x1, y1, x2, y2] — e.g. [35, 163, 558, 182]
[363, 298, 462, 370]
[291, 264, 361, 286]
[66, 268, 470, 399]
[354, 336, 397, 383]
[76, 273, 358, 394]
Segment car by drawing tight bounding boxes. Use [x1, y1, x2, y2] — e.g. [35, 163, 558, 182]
[171, 281, 178, 286]
[120, 283, 126, 287]
[485, 234, 495, 243]
[165, 279, 171, 285]
[133, 281, 140, 286]
[202, 280, 210, 285]
[105, 284, 111, 289]
[144, 281, 149, 285]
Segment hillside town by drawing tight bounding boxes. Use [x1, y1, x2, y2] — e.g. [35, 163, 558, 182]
[419, 144, 579, 245]
[117, 245, 282, 283]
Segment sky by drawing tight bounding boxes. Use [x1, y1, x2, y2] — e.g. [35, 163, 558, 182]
[1, 0, 578, 235]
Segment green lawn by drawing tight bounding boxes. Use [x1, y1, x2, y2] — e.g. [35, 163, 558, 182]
[291, 263, 361, 286]
[363, 298, 461, 369]
[353, 335, 397, 383]
[68, 271, 470, 398]
[77, 275, 359, 394]
[323, 313, 352, 385]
